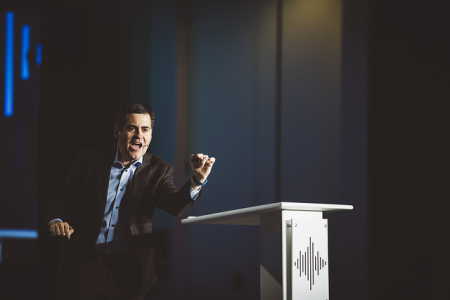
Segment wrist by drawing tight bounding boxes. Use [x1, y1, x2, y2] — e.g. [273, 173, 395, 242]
[192, 175, 207, 187]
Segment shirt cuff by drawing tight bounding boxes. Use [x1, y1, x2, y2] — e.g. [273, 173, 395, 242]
[49, 218, 63, 227]
[190, 186, 201, 200]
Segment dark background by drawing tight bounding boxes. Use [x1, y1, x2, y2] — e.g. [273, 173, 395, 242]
[0, 0, 448, 299]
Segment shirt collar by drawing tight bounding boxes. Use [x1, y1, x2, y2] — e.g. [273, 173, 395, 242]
[113, 146, 143, 168]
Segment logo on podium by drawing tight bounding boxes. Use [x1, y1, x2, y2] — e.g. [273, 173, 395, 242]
[294, 237, 328, 290]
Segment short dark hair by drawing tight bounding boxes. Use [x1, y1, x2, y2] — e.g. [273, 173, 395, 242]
[114, 102, 155, 130]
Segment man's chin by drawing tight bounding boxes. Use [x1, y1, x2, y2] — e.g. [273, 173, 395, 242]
[118, 148, 145, 166]
[128, 149, 146, 160]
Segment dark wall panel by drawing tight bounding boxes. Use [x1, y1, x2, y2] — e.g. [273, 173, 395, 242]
[184, 1, 266, 298]
[368, 1, 449, 299]
[281, 0, 342, 204]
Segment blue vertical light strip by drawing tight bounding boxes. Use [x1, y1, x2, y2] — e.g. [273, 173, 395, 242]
[21, 25, 30, 80]
[4, 11, 15, 117]
[36, 43, 42, 65]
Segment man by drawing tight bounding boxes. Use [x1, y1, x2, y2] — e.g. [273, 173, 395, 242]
[46, 103, 215, 299]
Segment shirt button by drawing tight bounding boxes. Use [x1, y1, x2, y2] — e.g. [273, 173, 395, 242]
[120, 188, 124, 191]
[111, 224, 115, 227]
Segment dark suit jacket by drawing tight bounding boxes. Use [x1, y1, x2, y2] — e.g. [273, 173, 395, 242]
[46, 144, 196, 294]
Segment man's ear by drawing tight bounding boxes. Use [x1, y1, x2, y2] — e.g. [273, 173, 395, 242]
[113, 125, 119, 139]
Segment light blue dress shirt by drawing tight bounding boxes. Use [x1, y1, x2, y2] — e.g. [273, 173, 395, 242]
[94, 152, 143, 253]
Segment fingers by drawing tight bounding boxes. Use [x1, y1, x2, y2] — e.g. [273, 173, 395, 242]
[200, 155, 209, 167]
[191, 153, 206, 168]
[205, 157, 216, 166]
[64, 222, 74, 240]
[50, 221, 61, 236]
[190, 153, 215, 168]
[50, 221, 74, 240]
[68, 226, 74, 239]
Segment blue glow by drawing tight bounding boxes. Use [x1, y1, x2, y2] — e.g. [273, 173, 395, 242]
[21, 25, 30, 80]
[4, 11, 14, 117]
[0, 229, 39, 239]
[36, 43, 42, 65]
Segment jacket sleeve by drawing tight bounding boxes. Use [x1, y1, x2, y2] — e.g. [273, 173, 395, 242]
[153, 164, 198, 217]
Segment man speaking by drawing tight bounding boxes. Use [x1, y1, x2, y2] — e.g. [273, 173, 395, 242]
[46, 102, 215, 299]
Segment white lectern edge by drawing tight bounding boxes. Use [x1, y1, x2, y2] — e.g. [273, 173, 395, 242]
[181, 202, 353, 226]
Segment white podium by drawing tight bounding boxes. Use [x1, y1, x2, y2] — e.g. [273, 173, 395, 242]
[182, 202, 353, 300]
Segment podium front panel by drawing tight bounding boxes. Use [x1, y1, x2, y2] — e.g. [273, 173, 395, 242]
[291, 218, 329, 299]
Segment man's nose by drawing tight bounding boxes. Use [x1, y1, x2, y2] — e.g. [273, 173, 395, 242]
[135, 128, 144, 137]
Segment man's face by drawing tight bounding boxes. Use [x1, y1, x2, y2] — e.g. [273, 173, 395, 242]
[114, 113, 152, 166]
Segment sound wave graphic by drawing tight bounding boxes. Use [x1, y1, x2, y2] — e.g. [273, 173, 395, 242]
[294, 237, 327, 290]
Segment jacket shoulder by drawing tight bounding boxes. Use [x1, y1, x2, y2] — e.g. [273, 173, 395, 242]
[142, 153, 173, 174]
[146, 153, 171, 167]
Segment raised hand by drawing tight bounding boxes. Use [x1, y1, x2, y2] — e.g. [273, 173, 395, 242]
[190, 153, 215, 187]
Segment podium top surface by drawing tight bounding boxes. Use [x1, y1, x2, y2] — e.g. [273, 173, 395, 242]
[181, 202, 353, 226]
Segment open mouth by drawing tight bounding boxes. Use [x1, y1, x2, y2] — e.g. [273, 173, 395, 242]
[130, 142, 142, 151]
